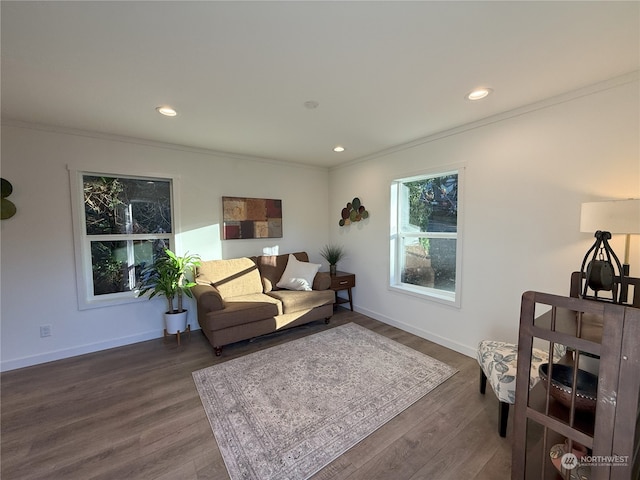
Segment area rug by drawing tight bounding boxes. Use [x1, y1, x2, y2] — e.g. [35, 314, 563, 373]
[192, 322, 457, 480]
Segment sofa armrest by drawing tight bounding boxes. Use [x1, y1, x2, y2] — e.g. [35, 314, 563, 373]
[191, 284, 225, 312]
[313, 272, 331, 290]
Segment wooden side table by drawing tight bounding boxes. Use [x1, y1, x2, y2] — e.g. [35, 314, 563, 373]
[330, 271, 355, 311]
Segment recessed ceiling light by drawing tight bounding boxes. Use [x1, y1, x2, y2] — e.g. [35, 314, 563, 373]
[333, 146, 345, 153]
[466, 87, 493, 101]
[156, 106, 177, 117]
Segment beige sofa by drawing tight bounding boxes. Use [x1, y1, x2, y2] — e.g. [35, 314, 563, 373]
[191, 252, 335, 355]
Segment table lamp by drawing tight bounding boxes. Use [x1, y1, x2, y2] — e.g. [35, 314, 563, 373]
[580, 199, 640, 303]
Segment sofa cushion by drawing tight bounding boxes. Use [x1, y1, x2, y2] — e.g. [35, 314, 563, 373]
[276, 254, 321, 291]
[196, 257, 263, 298]
[312, 272, 331, 291]
[202, 293, 282, 330]
[256, 252, 310, 292]
[266, 289, 335, 314]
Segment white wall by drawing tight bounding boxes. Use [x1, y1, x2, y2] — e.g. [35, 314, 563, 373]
[329, 77, 640, 357]
[2, 76, 638, 371]
[0, 125, 330, 370]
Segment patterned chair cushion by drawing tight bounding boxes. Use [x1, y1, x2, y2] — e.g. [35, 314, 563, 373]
[477, 340, 566, 404]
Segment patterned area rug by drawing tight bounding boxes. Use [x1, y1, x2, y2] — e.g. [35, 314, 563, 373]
[192, 323, 457, 480]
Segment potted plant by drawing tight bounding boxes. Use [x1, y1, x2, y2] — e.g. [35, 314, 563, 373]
[138, 248, 201, 334]
[320, 244, 345, 276]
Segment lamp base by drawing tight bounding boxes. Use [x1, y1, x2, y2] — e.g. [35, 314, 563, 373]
[580, 231, 627, 304]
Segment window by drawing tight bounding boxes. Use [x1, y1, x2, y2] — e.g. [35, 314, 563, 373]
[390, 166, 463, 306]
[70, 170, 176, 309]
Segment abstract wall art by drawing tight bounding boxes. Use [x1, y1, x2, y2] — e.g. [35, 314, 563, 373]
[222, 196, 283, 239]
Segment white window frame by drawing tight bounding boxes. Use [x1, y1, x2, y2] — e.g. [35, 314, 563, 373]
[69, 168, 179, 310]
[389, 165, 464, 308]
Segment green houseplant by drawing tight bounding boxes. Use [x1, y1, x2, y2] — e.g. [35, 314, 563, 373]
[320, 244, 345, 276]
[138, 249, 201, 334]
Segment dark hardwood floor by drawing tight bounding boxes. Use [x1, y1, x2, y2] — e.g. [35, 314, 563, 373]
[1, 309, 512, 479]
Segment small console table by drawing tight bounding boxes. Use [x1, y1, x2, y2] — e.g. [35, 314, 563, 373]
[330, 271, 355, 311]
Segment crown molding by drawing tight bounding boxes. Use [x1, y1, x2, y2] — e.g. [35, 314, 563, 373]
[1, 119, 329, 172]
[332, 70, 639, 172]
[3, 70, 637, 174]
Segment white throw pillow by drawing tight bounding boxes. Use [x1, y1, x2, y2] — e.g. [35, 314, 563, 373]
[276, 254, 321, 291]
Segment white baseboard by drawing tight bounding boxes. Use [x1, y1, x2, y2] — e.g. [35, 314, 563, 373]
[2, 306, 475, 371]
[355, 305, 477, 358]
[0, 325, 198, 372]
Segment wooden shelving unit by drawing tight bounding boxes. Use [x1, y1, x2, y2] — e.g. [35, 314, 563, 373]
[511, 290, 640, 480]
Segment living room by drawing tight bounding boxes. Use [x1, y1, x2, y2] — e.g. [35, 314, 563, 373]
[1, 2, 639, 478]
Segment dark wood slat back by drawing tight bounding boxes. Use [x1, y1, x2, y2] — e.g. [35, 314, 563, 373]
[570, 271, 640, 308]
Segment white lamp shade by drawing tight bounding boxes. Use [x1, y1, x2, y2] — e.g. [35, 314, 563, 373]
[580, 199, 640, 234]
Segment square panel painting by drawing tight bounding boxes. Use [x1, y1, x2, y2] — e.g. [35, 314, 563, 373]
[222, 197, 283, 239]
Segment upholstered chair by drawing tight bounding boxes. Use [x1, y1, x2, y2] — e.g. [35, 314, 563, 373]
[477, 340, 566, 437]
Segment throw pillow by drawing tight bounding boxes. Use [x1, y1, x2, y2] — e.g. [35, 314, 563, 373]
[276, 254, 320, 291]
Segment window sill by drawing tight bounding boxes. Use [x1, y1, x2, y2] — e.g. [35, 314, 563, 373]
[388, 283, 460, 309]
[77, 291, 145, 310]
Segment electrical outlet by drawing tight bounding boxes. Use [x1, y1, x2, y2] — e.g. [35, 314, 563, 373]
[40, 325, 52, 337]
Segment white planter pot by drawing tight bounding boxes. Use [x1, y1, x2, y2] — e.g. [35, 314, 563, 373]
[164, 310, 188, 334]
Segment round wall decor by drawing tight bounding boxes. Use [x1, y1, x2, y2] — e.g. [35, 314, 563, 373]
[1, 178, 17, 219]
[339, 197, 369, 226]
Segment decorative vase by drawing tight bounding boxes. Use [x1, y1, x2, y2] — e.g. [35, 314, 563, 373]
[164, 310, 188, 334]
[330, 264, 337, 276]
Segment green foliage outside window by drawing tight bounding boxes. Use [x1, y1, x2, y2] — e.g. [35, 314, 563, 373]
[401, 173, 458, 291]
[83, 175, 172, 296]
[84, 176, 171, 235]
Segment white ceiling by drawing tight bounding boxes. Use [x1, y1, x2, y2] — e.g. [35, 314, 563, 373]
[2, 1, 639, 168]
